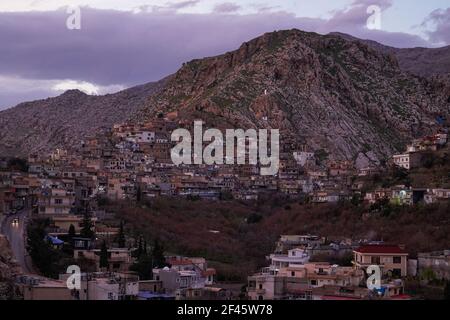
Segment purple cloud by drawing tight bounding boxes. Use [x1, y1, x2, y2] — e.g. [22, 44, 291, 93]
[0, 5, 441, 109]
[423, 8, 450, 45]
[213, 2, 241, 13]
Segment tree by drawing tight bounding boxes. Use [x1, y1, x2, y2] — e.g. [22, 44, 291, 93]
[136, 236, 143, 258]
[117, 221, 126, 248]
[27, 219, 61, 278]
[68, 224, 76, 240]
[136, 185, 142, 203]
[130, 252, 153, 280]
[99, 241, 109, 270]
[80, 211, 94, 239]
[444, 281, 450, 300]
[151, 239, 166, 268]
[7, 158, 29, 172]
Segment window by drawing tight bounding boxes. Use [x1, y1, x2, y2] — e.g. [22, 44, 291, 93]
[291, 271, 295, 277]
[259, 284, 263, 290]
[54, 198, 63, 204]
[310, 280, 317, 286]
[371, 256, 381, 264]
[393, 256, 402, 264]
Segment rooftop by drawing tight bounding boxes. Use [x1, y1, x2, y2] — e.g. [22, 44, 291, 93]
[355, 245, 407, 254]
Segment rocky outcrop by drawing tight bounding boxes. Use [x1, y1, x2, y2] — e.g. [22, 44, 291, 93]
[137, 29, 450, 161]
[0, 234, 21, 300]
[330, 32, 450, 78]
[1, 29, 449, 161]
[0, 79, 168, 157]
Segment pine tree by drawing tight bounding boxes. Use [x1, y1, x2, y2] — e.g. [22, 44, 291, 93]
[152, 238, 166, 268]
[133, 236, 143, 259]
[117, 221, 126, 248]
[68, 224, 76, 240]
[80, 211, 94, 239]
[444, 280, 450, 300]
[99, 240, 109, 270]
[136, 185, 142, 203]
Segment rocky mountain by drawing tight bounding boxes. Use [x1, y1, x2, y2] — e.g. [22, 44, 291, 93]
[1, 29, 450, 162]
[0, 79, 168, 156]
[330, 32, 450, 78]
[137, 29, 450, 162]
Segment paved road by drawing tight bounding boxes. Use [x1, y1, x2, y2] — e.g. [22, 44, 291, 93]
[0, 210, 35, 274]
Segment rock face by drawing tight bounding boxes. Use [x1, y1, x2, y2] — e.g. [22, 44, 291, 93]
[138, 29, 450, 161]
[0, 234, 20, 299]
[330, 32, 450, 78]
[1, 29, 450, 161]
[0, 79, 168, 156]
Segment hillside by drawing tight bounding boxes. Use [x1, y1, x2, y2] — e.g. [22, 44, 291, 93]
[330, 32, 450, 78]
[1, 29, 450, 161]
[109, 197, 450, 281]
[137, 29, 450, 161]
[0, 79, 168, 156]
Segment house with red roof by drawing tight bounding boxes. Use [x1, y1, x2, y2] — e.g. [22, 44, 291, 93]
[353, 244, 409, 277]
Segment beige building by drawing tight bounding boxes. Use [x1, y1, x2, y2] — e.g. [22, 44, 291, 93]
[37, 179, 75, 216]
[74, 248, 134, 272]
[392, 152, 422, 170]
[353, 245, 408, 277]
[51, 214, 97, 233]
[17, 276, 75, 300]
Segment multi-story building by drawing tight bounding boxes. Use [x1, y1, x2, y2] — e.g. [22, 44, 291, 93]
[37, 179, 76, 216]
[353, 245, 409, 277]
[73, 248, 134, 272]
[392, 152, 423, 170]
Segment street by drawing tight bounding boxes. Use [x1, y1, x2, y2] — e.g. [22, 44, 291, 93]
[0, 210, 35, 274]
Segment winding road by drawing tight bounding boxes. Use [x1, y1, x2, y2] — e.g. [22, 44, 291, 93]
[0, 209, 35, 274]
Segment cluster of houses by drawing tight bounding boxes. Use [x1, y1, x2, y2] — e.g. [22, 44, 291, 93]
[392, 133, 448, 170]
[247, 235, 450, 300]
[15, 253, 226, 300]
[2, 116, 448, 211]
[1, 116, 449, 300]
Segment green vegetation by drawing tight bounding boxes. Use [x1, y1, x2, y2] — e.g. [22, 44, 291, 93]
[80, 212, 95, 239]
[99, 240, 109, 270]
[103, 196, 450, 281]
[116, 221, 126, 248]
[5, 158, 28, 172]
[315, 149, 329, 162]
[130, 238, 167, 280]
[27, 219, 74, 278]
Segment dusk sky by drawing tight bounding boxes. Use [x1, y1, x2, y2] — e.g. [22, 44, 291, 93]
[0, 0, 449, 110]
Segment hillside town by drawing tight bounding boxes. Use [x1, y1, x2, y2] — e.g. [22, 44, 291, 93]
[0, 115, 449, 300]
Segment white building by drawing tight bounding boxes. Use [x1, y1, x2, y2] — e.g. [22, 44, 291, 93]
[268, 248, 310, 271]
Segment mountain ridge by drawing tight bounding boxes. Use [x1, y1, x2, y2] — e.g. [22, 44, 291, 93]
[1, 29, 449, 160]
[137, 29, 450, 161]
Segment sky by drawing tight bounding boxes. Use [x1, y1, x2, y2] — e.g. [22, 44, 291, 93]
[0, 0, 449, 110]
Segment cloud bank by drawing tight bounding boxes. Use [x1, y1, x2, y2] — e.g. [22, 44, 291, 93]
[0, 3, 447, 109]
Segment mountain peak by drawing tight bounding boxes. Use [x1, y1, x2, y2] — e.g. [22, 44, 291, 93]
[61, 89, 89, 97]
